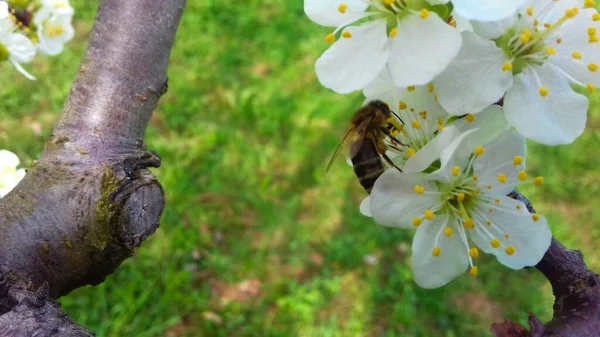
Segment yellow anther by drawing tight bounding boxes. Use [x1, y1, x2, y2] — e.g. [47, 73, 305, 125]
[494, 198, 500, 204]
[412, 217, 422, 227]
[412, 121, 421, 129]
[391, 129, 400, 137]
[444, 227, 453, 236]
[565, 8, 577, 18]
[520, 33, 531, 44]
[513, 156, 523, 165]
[418, 111, 428, 119]
[464, 114, 475, 123]
[384, 0, 395, 4]
[572, 51, 582, 59]
[424, 210, 434, 220]
[420, 8, 429, 19]
[502, 62, 513, 71]
[469, 266, 479, 276]
[399, 100, 408, 110]
[587, 83, 595, 93]
[526, 7, 534, 16]
[505, 245, 516, 255]
[546, 47, 556, 55]
[428, 83, 434, 93]
[407, 148, 416, 157]
[556, 37, 562, 44]
[325, 33, 336, 44]
[434, 95, 438, 101]
[338, 3, 348, 13]
[539, 87, 549, 97]
[487, 185, 492, 190]
[457, 193, 466, 202]
[585, 0, 595, 8]
[590, 35, 599, 43]
[463, 218, 474, 229]
[342, 31, 352, 38]
[593, 13, 600, 21]
[588, 27, 597, 35]
[407, 86, 416, 92]
[533, 19, 539, 26]
[487, 220, 492, 225]
[518, 171, 527, 181]
[490, 238, 501, 248]
[473, 175, 478, 181]
[516, 205, 521, 210]
[543, 23, 551, 29]
[452, 166, 461, 177]
[389, 28, 398, 38]
[497, 174, 507, 183]
[532, 213, 540, 221]
[437, 117, 444, 125]
[414, 185, 425, 194]
[475, 146, 484, 157]
[432, 247, 441, 257]
[469, 247, 479, 258]
[448, 194, 455, 200]
[504, 233, 509, 239]
[534, 176, 544, 185]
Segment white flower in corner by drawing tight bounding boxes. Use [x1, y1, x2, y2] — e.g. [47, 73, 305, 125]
[434, 0, 598, 145]
[0, 150, 26, 198]
[368, 130, 551, 288]
[0, 17, 36, 80]
[34, 0, 74, 56]
[442, 0, 526, 22]
[304, 0, 462, 93]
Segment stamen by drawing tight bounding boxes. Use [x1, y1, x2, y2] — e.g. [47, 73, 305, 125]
[424, 210, 434, 220]
[389, 28, 398, 37]
[532, 214, 540, 221]
[342, 31, 352, 38]
[452, 166, 461, 177]
[399, 100, 407, 110]
[539, 87, 549, 97]
[412, 218, 422, 227]
[325, 33, 336, 44]
[414, 185, 425, 194]
[469, 266, 478, 276]
[502, 62, 513, 71]
[463, 218, 474, 229]
[490, 238, 501, 248]
[534, 176, 544, 185]
[518, 171, 527, 181]
[505, 245, 516, 255]
[497, 174, 507, 183]
[444, 227, 453, 236]
[419, 9, 429, 19]
[464, 114, 475, 123]
[469, 247, 479, 258]
[587, 84, 595, 93]
[338, 3, 348, 13]
[513, 156, 523, 165]
[432, 247, 441, 257]
[572, 51, 582, 59]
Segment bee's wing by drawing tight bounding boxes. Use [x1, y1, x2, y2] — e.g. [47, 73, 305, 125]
[326, 117, 373, 172]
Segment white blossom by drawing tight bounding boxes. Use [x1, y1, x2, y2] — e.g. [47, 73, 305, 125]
[33, 0, 74, 56]
[368, 130, 551, 288]
[0, 150, 26, 197]
[0, 17, 36, 80]
[0, 1, 8, 19]
[305, 0, 462, 93]
[434, 0, 596, 145]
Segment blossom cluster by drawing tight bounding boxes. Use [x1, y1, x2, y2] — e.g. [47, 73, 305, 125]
[0, 0, 75, 80]
[305, 0, 597, 288]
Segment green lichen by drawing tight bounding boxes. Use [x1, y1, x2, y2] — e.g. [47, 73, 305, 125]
[40, 243, 49, 254]
[84, 166, 123, 251]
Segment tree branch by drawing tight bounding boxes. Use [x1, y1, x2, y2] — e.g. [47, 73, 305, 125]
[0, 0, 185, 334]
[492, 191, 600, 337]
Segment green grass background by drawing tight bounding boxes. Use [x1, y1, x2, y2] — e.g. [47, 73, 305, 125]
[1, 1, 599, 336]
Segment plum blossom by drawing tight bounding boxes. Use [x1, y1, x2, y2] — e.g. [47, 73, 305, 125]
[0, 16, 36, 79]
[33, 0, 75, 55]
[0, 150, 26, 197]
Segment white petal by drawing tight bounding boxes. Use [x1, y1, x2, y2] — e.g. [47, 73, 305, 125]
[370, 170, 439, 229]
[362, 67, 398, 105]
[315, 20, 389, 94]
[474, 130, 526, 195]
[470, 196, 551, 269]
[0, 150, 20, 170]
[0, 2, 8, 19]
[453, 0, 526, 21]
[304, 0, 369, 27]
[4, 33, 36, 63]
[428, 128, 479, 183]
[403, 125, 460, 173]
[359, 196, 372, 217]
[469, 14, 515, 39]
[387, 13, 462, 87]
[411, 213, 469, 288]
[453, 105, 509, 157]
[504, 64, 588, 145]
[434, 31, 513, 115]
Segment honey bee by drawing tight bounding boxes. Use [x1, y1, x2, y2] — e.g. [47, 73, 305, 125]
[327, 100, 404, 193]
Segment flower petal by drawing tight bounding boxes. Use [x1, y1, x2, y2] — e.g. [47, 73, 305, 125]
[0, 150, 20, 170]
[370, 170, 439, 228]
[470, 196, 551, 269]
[403, 125, 460, 173]
[411, 213, 469, 288]
[315, 20, 389, 94]
[304, 0, 369, 27]
[387, 13, 462, 87]
[453, 0, 526, 21]
[474, 130, 526, 196]
[360, 196, 372, 217]
[428, 128, 478, 183]
[0, 2, 8, 19]
[453, 104, 508, 149]
[504, 64, 588, 145]
[434, 32, 513, 115]
[468, 14, 515, 39]
[4, 33, 36, 63]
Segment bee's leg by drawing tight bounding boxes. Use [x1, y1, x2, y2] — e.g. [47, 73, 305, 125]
[379, 126, 405, 146]
[381, 152, 402, 172]
[109, 151, 161, 200]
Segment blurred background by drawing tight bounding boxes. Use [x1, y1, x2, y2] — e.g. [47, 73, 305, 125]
[1, 1, 599, 336]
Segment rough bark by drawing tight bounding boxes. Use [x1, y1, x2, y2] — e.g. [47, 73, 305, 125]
[0, 0, 185, 334]
[492, 191, 600, 337]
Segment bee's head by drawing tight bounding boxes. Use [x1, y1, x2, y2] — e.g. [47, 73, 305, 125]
[368, 100, 392, 117]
